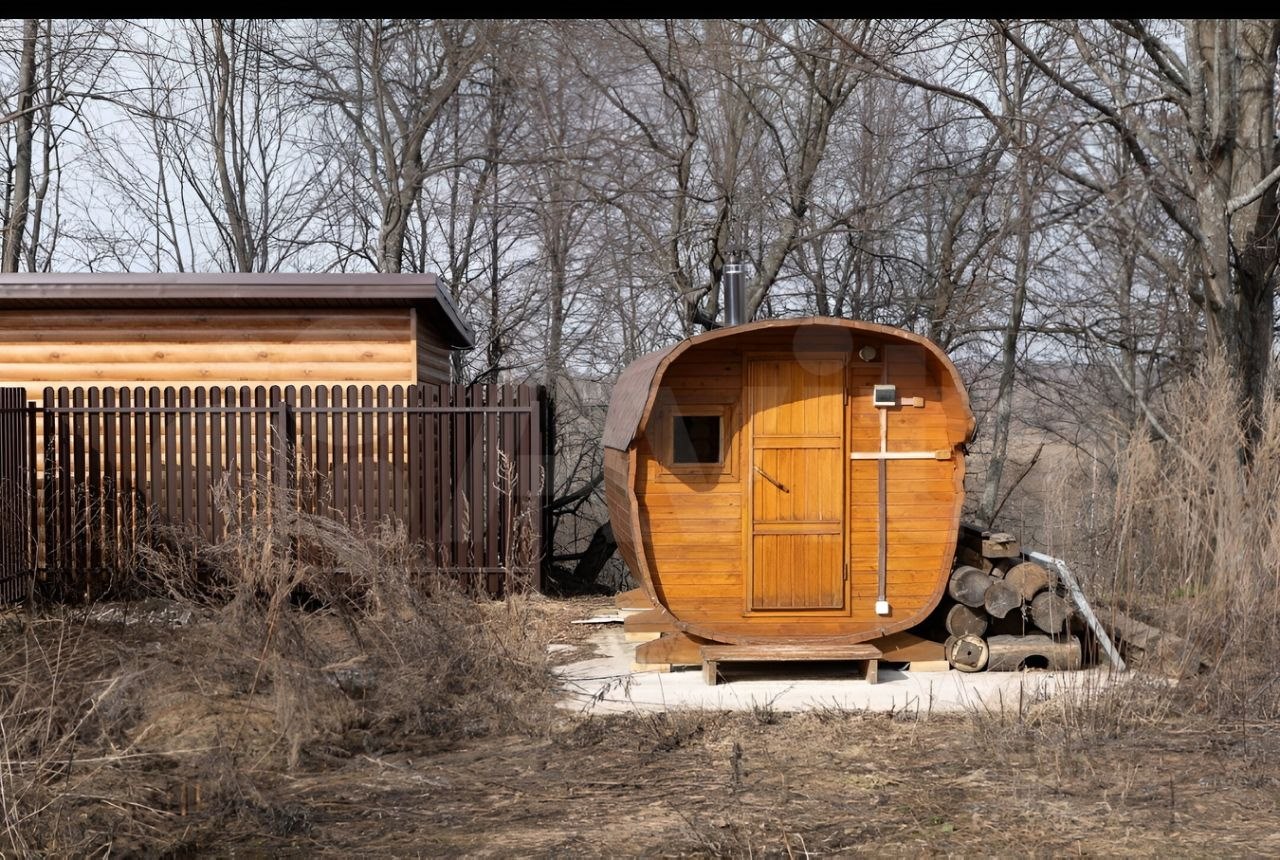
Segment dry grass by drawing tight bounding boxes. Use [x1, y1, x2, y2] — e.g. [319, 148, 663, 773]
[9, 364, 1280, 853]
[0, 486, 558, 854]
[1107, 359, 1280, 721]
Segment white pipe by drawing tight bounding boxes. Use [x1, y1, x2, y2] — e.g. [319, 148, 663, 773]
[1026, 550, 1126, 672]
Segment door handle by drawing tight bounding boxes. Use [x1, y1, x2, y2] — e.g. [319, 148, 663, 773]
[754, 464, 790, 494]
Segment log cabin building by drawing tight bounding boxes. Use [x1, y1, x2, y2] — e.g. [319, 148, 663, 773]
[0, 272, 473, 400]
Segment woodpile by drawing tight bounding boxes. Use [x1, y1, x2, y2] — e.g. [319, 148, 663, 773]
[941, 525, 1083, 672]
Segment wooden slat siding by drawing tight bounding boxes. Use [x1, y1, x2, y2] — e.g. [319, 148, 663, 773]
[101, 388, 117, 573]
[3, 391, 10, 587]
[345, 385, 359, 527]
[330, 386, 344, 523]
[7, 386, 35, 600]
[425, 384, 440, 562]
[236, 387, 249, 512]
[514, 386, 530, 577]
[55, 388, 68, 573]
[360, 385, 374, 528]
[23, 383, 549, 598]
[454, 384, 469, 571]
[499, 384, 514, 570]
[132, 388, 146, 550]
[270, 385, 285, 498]
[468, 386, 483, 581]
[392, 386, 405, 532]
[313, 386, 327, 517]
[606, 321, 970, 645]
[253, 387, 268, 513]
[406, 386, 422, 542]
[28, 398, 37, 587]
[486, 386, 499, 581]
[222, 387, 237, 534]
[531, 388, 542, 591]
[528, 385, 546, 589]
[86, 387, 102, 577]
[209, 387, 223, 539]
[71, 387, 87, 578]
[0, 391, 8, 585]
[537, 389, 552, 591]
[415, 312, 454, 385]
[0, 308, 419, 402]
[285, 387, 298, 506]
[53, 388, 66, 576]
[299, 386, 313, 514]
[376, 385, 389, 523]
[437, 385, 452, 568]
[163, 388, 177, 528]
[41, 389, 55, 572]
[193, 388, 206, 536]
[179, 388, 192, 528]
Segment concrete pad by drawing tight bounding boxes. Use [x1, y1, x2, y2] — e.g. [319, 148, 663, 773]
[556, 627, 1123, 715]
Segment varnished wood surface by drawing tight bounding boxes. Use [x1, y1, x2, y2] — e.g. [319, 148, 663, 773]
[605, 319, 973, 645]
[1, 308, 422, 401]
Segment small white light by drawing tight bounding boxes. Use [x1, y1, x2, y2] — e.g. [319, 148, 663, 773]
[875, 600, 891, 616]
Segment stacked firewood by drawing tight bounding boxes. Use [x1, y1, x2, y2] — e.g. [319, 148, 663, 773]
[941, 526, 1082, 672]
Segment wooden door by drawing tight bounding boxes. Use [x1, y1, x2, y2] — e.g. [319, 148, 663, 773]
[747, 358, 845, 610]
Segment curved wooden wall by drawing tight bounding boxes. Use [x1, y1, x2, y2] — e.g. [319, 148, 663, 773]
[604, 318, 974, 645]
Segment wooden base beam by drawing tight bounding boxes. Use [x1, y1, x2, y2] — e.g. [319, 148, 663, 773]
[614, 587, 654, 612]
[699, 643, 883, 687]
[635, 631, 711, 667]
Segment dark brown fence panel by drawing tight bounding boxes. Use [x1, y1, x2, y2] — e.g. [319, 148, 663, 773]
[0, 388, 35, 602]
[32, 383, 548, 599]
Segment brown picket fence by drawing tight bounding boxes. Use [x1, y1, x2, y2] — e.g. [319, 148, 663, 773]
[0, 383, 550, 602]
[0, 388, 37, 602]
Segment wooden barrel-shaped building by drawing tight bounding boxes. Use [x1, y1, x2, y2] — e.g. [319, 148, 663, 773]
[603, 318, 975, 645]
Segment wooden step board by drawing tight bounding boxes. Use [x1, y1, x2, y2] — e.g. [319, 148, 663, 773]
[700, 644, 883, 686]
[634, 632, 711, 668]
[622, 607, 679, 642]
[614, 587, 654, 613]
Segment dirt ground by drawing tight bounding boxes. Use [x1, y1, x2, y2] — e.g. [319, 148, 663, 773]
[273, 712, 1280, 857]
[7, 596, 1280, 856]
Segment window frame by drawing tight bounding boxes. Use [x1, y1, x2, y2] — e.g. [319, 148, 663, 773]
[658, 403, 736, 480]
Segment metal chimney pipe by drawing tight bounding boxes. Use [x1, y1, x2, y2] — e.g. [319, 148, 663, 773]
[722, 253, 746, 327]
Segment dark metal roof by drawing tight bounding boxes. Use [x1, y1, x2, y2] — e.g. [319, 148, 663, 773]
[0, 273, 475, 348]
[603, 317, 975, 452]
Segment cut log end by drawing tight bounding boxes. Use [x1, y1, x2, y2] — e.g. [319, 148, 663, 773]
[948, 565, 995, 608]
[1005, 561, 1056, 601]
[1030, 591, 1073, 635]
[984, 580, 1022, 619]
[945, 603, 989, 637]
[982, 532, 1020, 559]
[946, 633, 989, 672]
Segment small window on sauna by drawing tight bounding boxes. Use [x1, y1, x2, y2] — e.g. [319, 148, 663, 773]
[672, 414, 723, 465]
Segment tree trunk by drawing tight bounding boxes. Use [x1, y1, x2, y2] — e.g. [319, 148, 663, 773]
[977, 149, 1033, 525]
[986, 634, 1081, 672]
[2, 19, 39, 273]
[1186, 20, 1280, 444]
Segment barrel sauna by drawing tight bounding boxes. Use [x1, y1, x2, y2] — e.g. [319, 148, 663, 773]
[603, 318, 975, 645]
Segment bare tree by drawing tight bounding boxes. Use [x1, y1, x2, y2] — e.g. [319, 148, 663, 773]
[1002, 19, 1280, 443]
[287, 19, 489, 273]
[1, 19, 37, 272]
